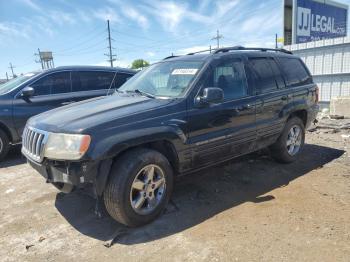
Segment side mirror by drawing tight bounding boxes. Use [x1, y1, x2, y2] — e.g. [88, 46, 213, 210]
[21, 87, 35, 98]
[196, 87, 224, 106]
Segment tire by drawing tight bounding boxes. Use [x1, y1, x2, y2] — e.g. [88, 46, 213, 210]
[0, 129, 10, 161]
[270, 117, 305, 163]
[104, 148, 174, 227]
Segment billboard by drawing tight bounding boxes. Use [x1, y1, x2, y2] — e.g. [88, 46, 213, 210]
[284, 0, 348, 45]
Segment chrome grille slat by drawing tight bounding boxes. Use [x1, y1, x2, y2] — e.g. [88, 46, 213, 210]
[36, 134, 43, 156]
[24, 128, 28, 149]
[25, 129, 29, 150]
[21, 127, 48, 163]
[32, 133, 39, 155]
[29, 130, 34, 153]
[22, 128, 27, 149]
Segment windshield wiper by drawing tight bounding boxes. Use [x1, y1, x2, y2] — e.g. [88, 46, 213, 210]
[133, 89, 156, 98]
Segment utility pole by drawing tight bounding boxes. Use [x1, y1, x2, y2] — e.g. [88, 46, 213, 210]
[212, 29, 223, 49]
[6, 72, 9, 81]
[209, 45, 212, 53]
[9, 63, 15, 78]
[275, 34, 278, 49]
[35, 48, 44, 69]
[105, 20, 116, 67]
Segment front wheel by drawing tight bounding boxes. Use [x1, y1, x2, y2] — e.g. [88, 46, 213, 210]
[270, 117, 305, 163]
[0, 129, 10, 161]
[104, 148, 174, 227]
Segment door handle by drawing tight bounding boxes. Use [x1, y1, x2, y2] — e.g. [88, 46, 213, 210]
[233, 104, 252, 111]
[61, 101, 76, 106]
[281, 95, 292, 101]
[241, 104, 252, 110]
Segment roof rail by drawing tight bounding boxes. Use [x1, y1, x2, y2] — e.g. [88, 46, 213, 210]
[187, 48, 218, 55]
[163, 55, 179, 60]
[213, 46, 293, 55]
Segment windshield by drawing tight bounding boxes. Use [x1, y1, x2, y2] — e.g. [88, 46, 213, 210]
[0, 73, 39, 95]
[118, 61, 204, 98]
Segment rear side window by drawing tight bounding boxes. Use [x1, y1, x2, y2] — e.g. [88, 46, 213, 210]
[115, 73, 133, 88]
[278, 58, 312, 87]
[249, 58, 278, 93]
[72, 71, 116, 92]
[31, 72, 71, 96]
[268, 59, 286, 89]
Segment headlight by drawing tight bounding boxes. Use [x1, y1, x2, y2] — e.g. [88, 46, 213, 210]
[44, 133, 91, 160]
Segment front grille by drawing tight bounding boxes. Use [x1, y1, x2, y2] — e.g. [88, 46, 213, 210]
[22, 127, 48, 162]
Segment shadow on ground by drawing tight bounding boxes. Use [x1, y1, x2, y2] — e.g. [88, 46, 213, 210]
[0, 145, 25, 168]
[54, 144, 344, 245]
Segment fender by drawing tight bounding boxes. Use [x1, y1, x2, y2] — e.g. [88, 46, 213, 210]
[279, 99, 308, 119]
[91, 125, 187, 196]
[0, 120, 18, 144]
[87, 124, 187, 160]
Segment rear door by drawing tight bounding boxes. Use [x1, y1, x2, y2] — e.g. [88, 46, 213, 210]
[187, 56, 257, 168]
[70, 71, 114, 102]
[13, 71, 72, 136]
[277, 57, 314, 106]
[70, 71, 133, 102]
[248, 57, 291, 145]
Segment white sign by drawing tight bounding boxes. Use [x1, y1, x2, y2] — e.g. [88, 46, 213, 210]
[172, 69, 198, 75]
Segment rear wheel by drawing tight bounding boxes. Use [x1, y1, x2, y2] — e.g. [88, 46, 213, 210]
[104, 148, 174, 227]
[0, 129, 10, 161]
[270, 117, 305, 163]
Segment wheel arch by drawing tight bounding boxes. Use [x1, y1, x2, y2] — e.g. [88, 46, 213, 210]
[0, 122, 13, 143]
[288, 109, 307, 127]
[93, 128, 184, 196]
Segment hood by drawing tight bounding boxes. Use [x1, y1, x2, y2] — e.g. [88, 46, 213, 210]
[28, 94, 173, 133]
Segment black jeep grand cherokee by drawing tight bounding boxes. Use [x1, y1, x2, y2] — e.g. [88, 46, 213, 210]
[22, 47, 319, 227]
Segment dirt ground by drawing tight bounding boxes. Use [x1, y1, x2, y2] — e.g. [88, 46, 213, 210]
[0, 121, 349, 262]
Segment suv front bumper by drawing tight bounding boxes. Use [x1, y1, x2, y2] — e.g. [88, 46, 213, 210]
[27, 158, 99, 187]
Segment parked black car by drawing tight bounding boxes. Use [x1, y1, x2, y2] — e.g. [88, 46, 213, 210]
[22, 47, 319, 227]
[0, 66, 136, 160]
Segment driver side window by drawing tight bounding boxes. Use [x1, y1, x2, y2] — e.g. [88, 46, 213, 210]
[206, 59, 248, 101]
[31, 72, 71, 96]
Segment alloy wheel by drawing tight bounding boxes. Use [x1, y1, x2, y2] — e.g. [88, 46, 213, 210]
[130, 164, 166, 215]
[286, 125, 302, 156]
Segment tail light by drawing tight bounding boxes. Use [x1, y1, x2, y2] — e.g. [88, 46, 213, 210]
[315, 85, 319, 103]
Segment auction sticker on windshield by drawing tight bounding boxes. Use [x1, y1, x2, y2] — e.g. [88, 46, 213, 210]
[172, 69, 198, 75]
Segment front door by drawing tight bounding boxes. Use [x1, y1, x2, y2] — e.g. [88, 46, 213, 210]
[13, 71, 72, 137]
[187, 56, 256, 168]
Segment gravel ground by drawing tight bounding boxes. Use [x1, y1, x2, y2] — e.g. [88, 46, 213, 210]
[0, 122, 349, 262]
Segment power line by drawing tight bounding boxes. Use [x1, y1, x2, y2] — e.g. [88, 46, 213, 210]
[56, 47, 106, 57]
[55, 39, 106, 56]
[54, 28, 106, 54]
[110, 1, 280, 51]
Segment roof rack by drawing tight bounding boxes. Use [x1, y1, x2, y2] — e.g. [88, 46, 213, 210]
[163, 46, 293, 60]
[163, 55, 179, 60]
[213, 46, 293, 55]
[187, 49, 217, 55]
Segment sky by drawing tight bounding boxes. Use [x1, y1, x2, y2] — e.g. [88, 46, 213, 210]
[0, 0, 349, 79]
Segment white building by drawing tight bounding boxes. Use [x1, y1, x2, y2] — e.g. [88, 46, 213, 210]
[285, 36, 350, 102]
